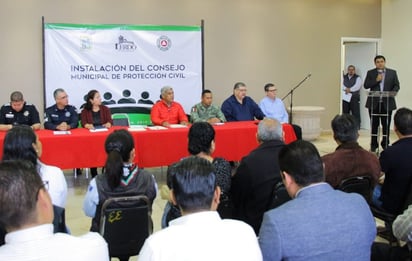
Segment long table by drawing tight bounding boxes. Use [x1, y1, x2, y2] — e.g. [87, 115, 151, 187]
[0, 121, 296, 169]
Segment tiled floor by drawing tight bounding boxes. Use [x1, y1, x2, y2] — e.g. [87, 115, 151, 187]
[64, 129, 393, 260]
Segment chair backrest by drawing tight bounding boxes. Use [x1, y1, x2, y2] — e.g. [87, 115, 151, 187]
[337, 175, 372, 203]
[53, 205, 67, 233]
[99, 195, 152, 259]
[112, 113, 130, 126]
[267, 181, 292, 211]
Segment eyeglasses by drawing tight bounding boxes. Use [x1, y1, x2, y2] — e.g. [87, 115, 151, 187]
[36, 180, 49, 199]
[267, 89, 277, 92]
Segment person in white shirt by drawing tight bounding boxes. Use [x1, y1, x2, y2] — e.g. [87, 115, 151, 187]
[342, 65, 362, 127]
[139, 156, 262, 261]
[259, 83, 302, 139]
[0, 160, 109, 261]
[2, 125, 67, 208]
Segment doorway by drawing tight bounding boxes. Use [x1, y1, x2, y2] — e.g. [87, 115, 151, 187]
[341, 38, 381, 130]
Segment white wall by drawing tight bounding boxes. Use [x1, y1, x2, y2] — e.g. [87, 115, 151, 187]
[0, 0, 381, 129]
[382, 0, 412, 111]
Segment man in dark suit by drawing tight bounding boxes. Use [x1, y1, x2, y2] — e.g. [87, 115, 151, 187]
[230, 118, 284, 235]
[364, 55, 400, 152]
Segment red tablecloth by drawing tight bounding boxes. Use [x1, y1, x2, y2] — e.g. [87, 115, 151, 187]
[0, 121, 296, 169]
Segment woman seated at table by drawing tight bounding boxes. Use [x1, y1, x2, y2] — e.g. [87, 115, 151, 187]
[161, 122, 232, 227]
[83, 129, 157, 232]
[2, 125, 68, 209]
[80, 89, 113, 177]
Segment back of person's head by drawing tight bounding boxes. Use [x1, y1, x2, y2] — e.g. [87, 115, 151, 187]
[188, 122, 215, 155]
[331, 114, 358, 143]
[279, 140, 324, 187]
[394, 107, 412, 136]
[171, 156, 216, 213]
[104, 129, 134, 189]
[10, 91, 24, 102]
[2, 125, 38, 165]
[257, 118, 283, 142]
[84, 89, 98, 110]
[0, 160, 44, 231]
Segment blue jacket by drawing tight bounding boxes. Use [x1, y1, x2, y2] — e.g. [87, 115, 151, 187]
[259, 183, 376, 261]
[44, 104, 79, 130]
[221, 95, 265, 121]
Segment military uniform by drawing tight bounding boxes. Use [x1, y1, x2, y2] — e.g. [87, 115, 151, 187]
[0, 102, 40, 126]
[44, 104, 79, 130]
[190, 103, 226, 123]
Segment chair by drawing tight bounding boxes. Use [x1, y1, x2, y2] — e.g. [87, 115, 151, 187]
[370, 180, 412, 246]
[99, 195, 152, 261]
[337, 175, 373, 203]
[112, 113, 130, 127]
[267, 181, 291, 210]
[53, 205, 68, 233]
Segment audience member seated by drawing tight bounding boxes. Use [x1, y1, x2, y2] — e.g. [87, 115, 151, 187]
[259, 140, 376, 261]
[2, 125, 67, 208]
[80, 90, 113, 178]
[44, 88, 79, 131]
[161, 122, 232, 227]
[0, 91, 41, 131]
[259, 83, 302, 139]
[322, 114, 381, 188]
[221, 82, 265, 121]
[0, 161, 109, 260]
[150, 86, 188, 126]
[372, 108, 412, 216]
[139, 157, 262, 261]
[372, 204, 412, 260]
[231, 118, 285, 235]
[190, 89, 226, 123]
[83, 129, 157, 232]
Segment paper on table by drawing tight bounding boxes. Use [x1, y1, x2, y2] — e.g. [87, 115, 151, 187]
[89, 128, 108, 132]
[147, 126, 168, 130]
[168, 124, 188, 128]
[128, 127, 146, 132]
[53, 131, 71, 135]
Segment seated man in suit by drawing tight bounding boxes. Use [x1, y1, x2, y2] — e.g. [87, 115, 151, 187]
[190, 89, 226, 123]
[373, 107, 412, 216]
[221, 82, 265, 121]
[139, 156, 262, 261]
[322, 114, 381, 188]
[231, 118, 285, 235]
[150, 86, 189, 126]
[44, 88, 79, 131]
[0, 161, 109, 260]
[259, 140, 376, 261]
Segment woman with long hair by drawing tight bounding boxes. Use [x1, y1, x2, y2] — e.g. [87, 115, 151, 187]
[2, 125, 68, 208]
[80, 90, 113, 177]
[83, 129, 157, 232]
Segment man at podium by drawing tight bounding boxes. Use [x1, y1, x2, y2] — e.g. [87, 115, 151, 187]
[364, 55, 400, 152]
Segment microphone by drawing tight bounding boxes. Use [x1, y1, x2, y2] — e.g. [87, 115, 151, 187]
[307, 73, 312, 79]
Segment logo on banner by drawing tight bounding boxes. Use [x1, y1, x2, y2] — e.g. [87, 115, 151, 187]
[157, 35, 172, 51]
[80, 36, 92, 50]
[115, 35, 137, 52]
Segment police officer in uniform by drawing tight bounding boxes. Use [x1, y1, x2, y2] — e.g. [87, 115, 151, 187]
[190, 89, 226, 124]
[44, 88, 79, 131]
[0, 91, 41, 131]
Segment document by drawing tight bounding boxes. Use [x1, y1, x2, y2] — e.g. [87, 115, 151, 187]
[168, 124, 188, 128]
[147, 126, 168, 130]
[342, 91, 352, 103]
[89, 128, 108, 132]
[53, 131, 71, 135]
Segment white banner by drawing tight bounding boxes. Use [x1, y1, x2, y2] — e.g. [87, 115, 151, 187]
[44, 23, 202, 119]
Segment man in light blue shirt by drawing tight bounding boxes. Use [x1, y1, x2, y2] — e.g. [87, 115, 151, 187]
[259, 83, 302, 139]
